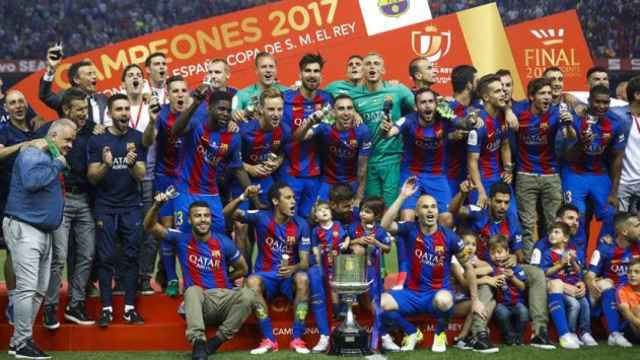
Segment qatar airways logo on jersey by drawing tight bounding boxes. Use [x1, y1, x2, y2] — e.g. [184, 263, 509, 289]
[414, 248, 445, 267]
[363, 111, 385, 125]
[520, 133, 548, 145]
[188, 254, 221, 271]
[609, 258, 630, 276]
[582, 142, 607, 155]
[484, 138, 501, 152]
[265, 236, 291, 254]
[414, 137, 443, 150]
[329, 145, 356, 159]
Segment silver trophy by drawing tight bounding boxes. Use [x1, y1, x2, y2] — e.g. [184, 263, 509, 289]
[329, 254, 373, 356]
[164, 185, 180, 200]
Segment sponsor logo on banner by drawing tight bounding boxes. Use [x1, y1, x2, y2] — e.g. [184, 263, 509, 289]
[411, 25, 452, 62]
[506, 10, 592, 91]
[378, 0, 410, 17]
[358, 0, 432, 36]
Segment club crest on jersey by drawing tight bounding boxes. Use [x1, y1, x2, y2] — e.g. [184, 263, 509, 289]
[332, 230, 339, 238]
[435, 245, 445, 254]
[539, 121, 549, 131]
[378, 0, 409, 17]
[287, 235, 296, 246]
[211, 249, 221, 259]
[349, 139, 358, 147]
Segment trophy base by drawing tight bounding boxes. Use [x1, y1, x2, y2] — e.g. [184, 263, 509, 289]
[329, 322, 372, 356]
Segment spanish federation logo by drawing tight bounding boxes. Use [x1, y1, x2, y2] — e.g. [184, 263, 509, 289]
[378, 0, 409, 17]
[411, 25, 452, 62]
[530, 28, 565, 46]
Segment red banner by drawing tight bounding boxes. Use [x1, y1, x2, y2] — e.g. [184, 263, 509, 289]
[13, 1, 593, 120]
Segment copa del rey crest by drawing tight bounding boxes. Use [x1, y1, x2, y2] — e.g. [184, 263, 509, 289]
[412, 25, 452, 63]
[378, 0, 409, 17]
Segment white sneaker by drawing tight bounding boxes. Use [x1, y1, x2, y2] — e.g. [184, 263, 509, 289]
[381, 334, 401, 352]
[312, 335, 330, 353]
[580, 332, 598, 346]
[608, 332, 632, 348]
[570, 333, 583, 346]
[250, 338, 279, 355]
[431, 332, 447, 353]
[400, 331, 420, 351]
[559, 333, 580, 349]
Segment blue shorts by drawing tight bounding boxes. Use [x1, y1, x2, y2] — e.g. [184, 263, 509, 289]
[172, 192, 224, 233]
[278, 174, 320, 218]
[154, 174, 178, 217]
[317, 180, 358, 202]
[230, 176, 274, 211]
[562, 171, 613, 221]
[253, 270, 297, 301]
[388, 288, 452, 317]
[399, 173, 451, 213]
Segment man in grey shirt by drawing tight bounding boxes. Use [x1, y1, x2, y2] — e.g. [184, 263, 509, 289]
[2, 118, 76, 360]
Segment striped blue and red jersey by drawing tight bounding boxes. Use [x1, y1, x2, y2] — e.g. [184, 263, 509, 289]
[239, 119, 288, 170]
[309, 123, 371, 183]
[154, 105, 186, 178]
[310, 221, 348, 276]
[467, 110, 509, 180]
[514, 105, 561, 174]
[395, 222, 464, 292]
[281, 89, 333, 177]
[347, 221, 391, 272]
[589, 242, 640, 286]
[469, 206, 523, 261]
[565, 112, 627, 174]
[446, 99, 482, 181]
[541, 248, 582, 285]
[396, 112, 452, 176]
[165, 229, 241, 289]
[490, 262, 527, 305]
[177, 121, 242, 195]
[242, 210, 311, 272]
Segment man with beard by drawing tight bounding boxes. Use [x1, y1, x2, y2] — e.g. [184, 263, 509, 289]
[513, 78, 575, 259]
[408, 56, 437, 92]
[87, 94, 146, 327]
[40, 45, 109, 125]
[530, 204, 586, 265]
[144, 52, 168, 105]
[232, 52, 288, 121]
[325, 55, 364, 97]
[279, 53, 333, 218]
[42, 89, 99, 329]
[225, 183, 312, 354]
[0, 90, 47, 325]
[293, 93, 371, 204]
[231, 88, 288, 271]
[142, 75, 192, 295]
[379, 177, 484, 353]
[467, 75, 514, 212]
[447, 65, 481, 194]
[4, 118, 76, 359]
[144, 191, 256, 360]
[560, 85, 626, 230]
[170, 90, 254, 234]
[350, 52, 415, 207]
[543, 67, 580, 110]
[450, 181, 554, 350]
[381, 88, 454, 225]
[584, 212, 640, 347]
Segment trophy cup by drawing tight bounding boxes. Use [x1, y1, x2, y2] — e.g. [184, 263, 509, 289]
[329, 254, 373, 356]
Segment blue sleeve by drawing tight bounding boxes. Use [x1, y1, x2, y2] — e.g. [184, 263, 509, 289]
[135, 132, 145, 162]
[18, 148, 65, 192]
[309, 123, 329, 138]
[227, 135, 243, 169]
[220, 235, 242, 263]
[612, 119, 627, 151]
[447, 228, 465, 254]
[358, 125, 372, 157]
[310, 226, 319, 249]
[376, 228, 392, 246]
[588, 244, 609, 275]
[298, 220, 311, 252]
[241, 209, 262, 225]
[509, 214, 524, 252]
[164, 229, 181, 244]
[87, 136, 101, 164]
[396, 221, 412, 239]
[467, 127, 484, 154]
[513, 265, 528, 282]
